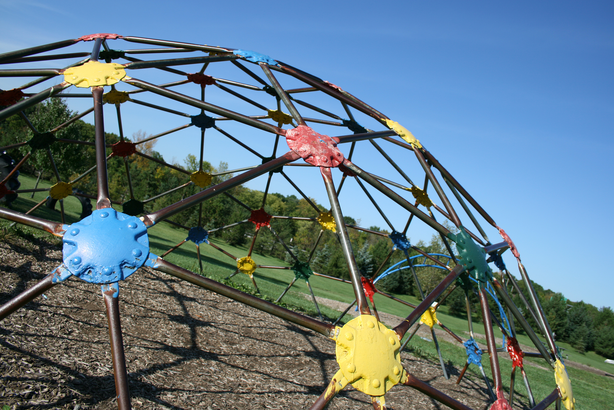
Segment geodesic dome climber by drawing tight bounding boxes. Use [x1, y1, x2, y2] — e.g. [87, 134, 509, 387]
[0, 34, 575, 409]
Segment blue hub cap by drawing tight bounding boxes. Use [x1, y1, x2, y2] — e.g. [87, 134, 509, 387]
[62, 208, 149, 284]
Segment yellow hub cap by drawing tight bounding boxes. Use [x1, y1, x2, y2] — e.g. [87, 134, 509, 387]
[335, 315, 403, 397]
[49, 181, 73, 200]
[237, 256, 257, 276]
[190, 171, 212, 188]
[554, 359, 575, 410]
[383, 119, 422, 149]
[64, 61, 126, 88]
[317, 211, 336, 232]
[420, 306, 437, 329]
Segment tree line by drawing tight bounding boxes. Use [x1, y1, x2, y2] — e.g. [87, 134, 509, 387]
[1, 98, 612, 359]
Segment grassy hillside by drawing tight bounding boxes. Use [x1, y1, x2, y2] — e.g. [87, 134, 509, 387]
[3, 172, 614, 409]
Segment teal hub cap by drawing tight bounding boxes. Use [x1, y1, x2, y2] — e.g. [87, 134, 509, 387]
[62, 208, 149, 284]
[449, 226, 492, 283]
[292, 260, 313, 281]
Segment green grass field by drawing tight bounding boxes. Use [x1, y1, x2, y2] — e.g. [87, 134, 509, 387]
[3, 172, 614, 409]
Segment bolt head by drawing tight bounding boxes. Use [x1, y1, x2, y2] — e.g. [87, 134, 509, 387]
[100, 211, 109, 218]
[372, 379, 381, 388]
[132, 249, 142, 257]
[345, 332, 354, 341]
[71, 257, 82, 265]
[393, 366, 400, 375]
[70, 228, 80, 236]
[102, 267, 114, 276]
[367, 321, 375, 329]
[389, 336, 396, 345]
[127, 222, 138, 229]
[346, 364, 356, 373]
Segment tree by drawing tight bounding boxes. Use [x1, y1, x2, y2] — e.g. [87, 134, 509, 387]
[543, 293, 569, 341]
[567, 302, 595, 353]
[594, 326, 614, 359]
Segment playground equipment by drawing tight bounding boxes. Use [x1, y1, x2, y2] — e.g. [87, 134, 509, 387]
[0, 34, 574, 409]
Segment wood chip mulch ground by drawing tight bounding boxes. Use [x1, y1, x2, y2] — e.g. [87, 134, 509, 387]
[1, 232, 501, 409]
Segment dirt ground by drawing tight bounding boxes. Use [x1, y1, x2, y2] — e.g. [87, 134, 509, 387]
[0, 233, 538, 410]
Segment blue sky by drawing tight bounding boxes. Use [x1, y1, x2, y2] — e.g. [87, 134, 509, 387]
[1, 1, 613, 309]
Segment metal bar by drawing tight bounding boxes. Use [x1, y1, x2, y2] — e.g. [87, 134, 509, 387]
[0, 152, 30, 185]
[491, 279, 553, 367]
[223, 192, 252, 211]
[413, 147, 462, 228]
[0, 141, 29, 151]
[141, 181, 192, 204]
[375, 289, 417, 309]
[308, 370, 347, 410]
[422, 149, 497, 227]
[333, 299, 356, 327]
[443, 176, 490, 242]
[517, 260, 558, 355]
[400, 323, 421, 351]
[134, 151, 190, 175]
[103, 288, 131, 410]
[354, 177, 394, 231]
[0, 52, 91, 64]
[123, 77, 283, 135]
[122, 36, 231, 53]
[532, 389, 560, 410]
[405, 253, 425, 299]
[124, 55, 236, 70]
[0, 82, 71, 122]
[503, 269, 542, 334]
[320, 167, 370, 315]
[215, 126, 265, 159]
[275, 277, 298, 303]
[90, 38, 103, 61]
[336, 130, 397, 144]
[160, 240, 187, 258]
[291, 97, 343, 120]
[207, 241, 240, 261]
[479, 287, 503, 393]
[521, 367, 536, 407]
[214, 77, 263, 90]
[394, 264, 465, 339]
[231, 60, 269, 86]
[280, 171, 321, 213]
[402, 373, 472, 410]
[307, 230, 324, 263]
[369, 140, 416, 187]
[0, 273, 56, 320]
[0, 38, 78, 63]
[92, 87, 111, 209]
[154, 258, 335, 337]
[261, 64, 304, 125]
[277, 61, 386, 120]
[215, 83, 268, 111]
[134, 124, 191, 145]
[123, 47, 197, 54]
[437, 321, 464, 344]
[0, 68, 62, 77]
[129, 98, 191, 117]
[306, 280, 324, 321]
[343, 160, 450, 237]
[432, 328, 449, 379]
[0, 207, 65, 236]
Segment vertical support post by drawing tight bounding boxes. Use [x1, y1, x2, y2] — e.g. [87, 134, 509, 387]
[320, 167, 370, 315]
[103, 287, 131, 410]
[92, 86, 111, 209]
